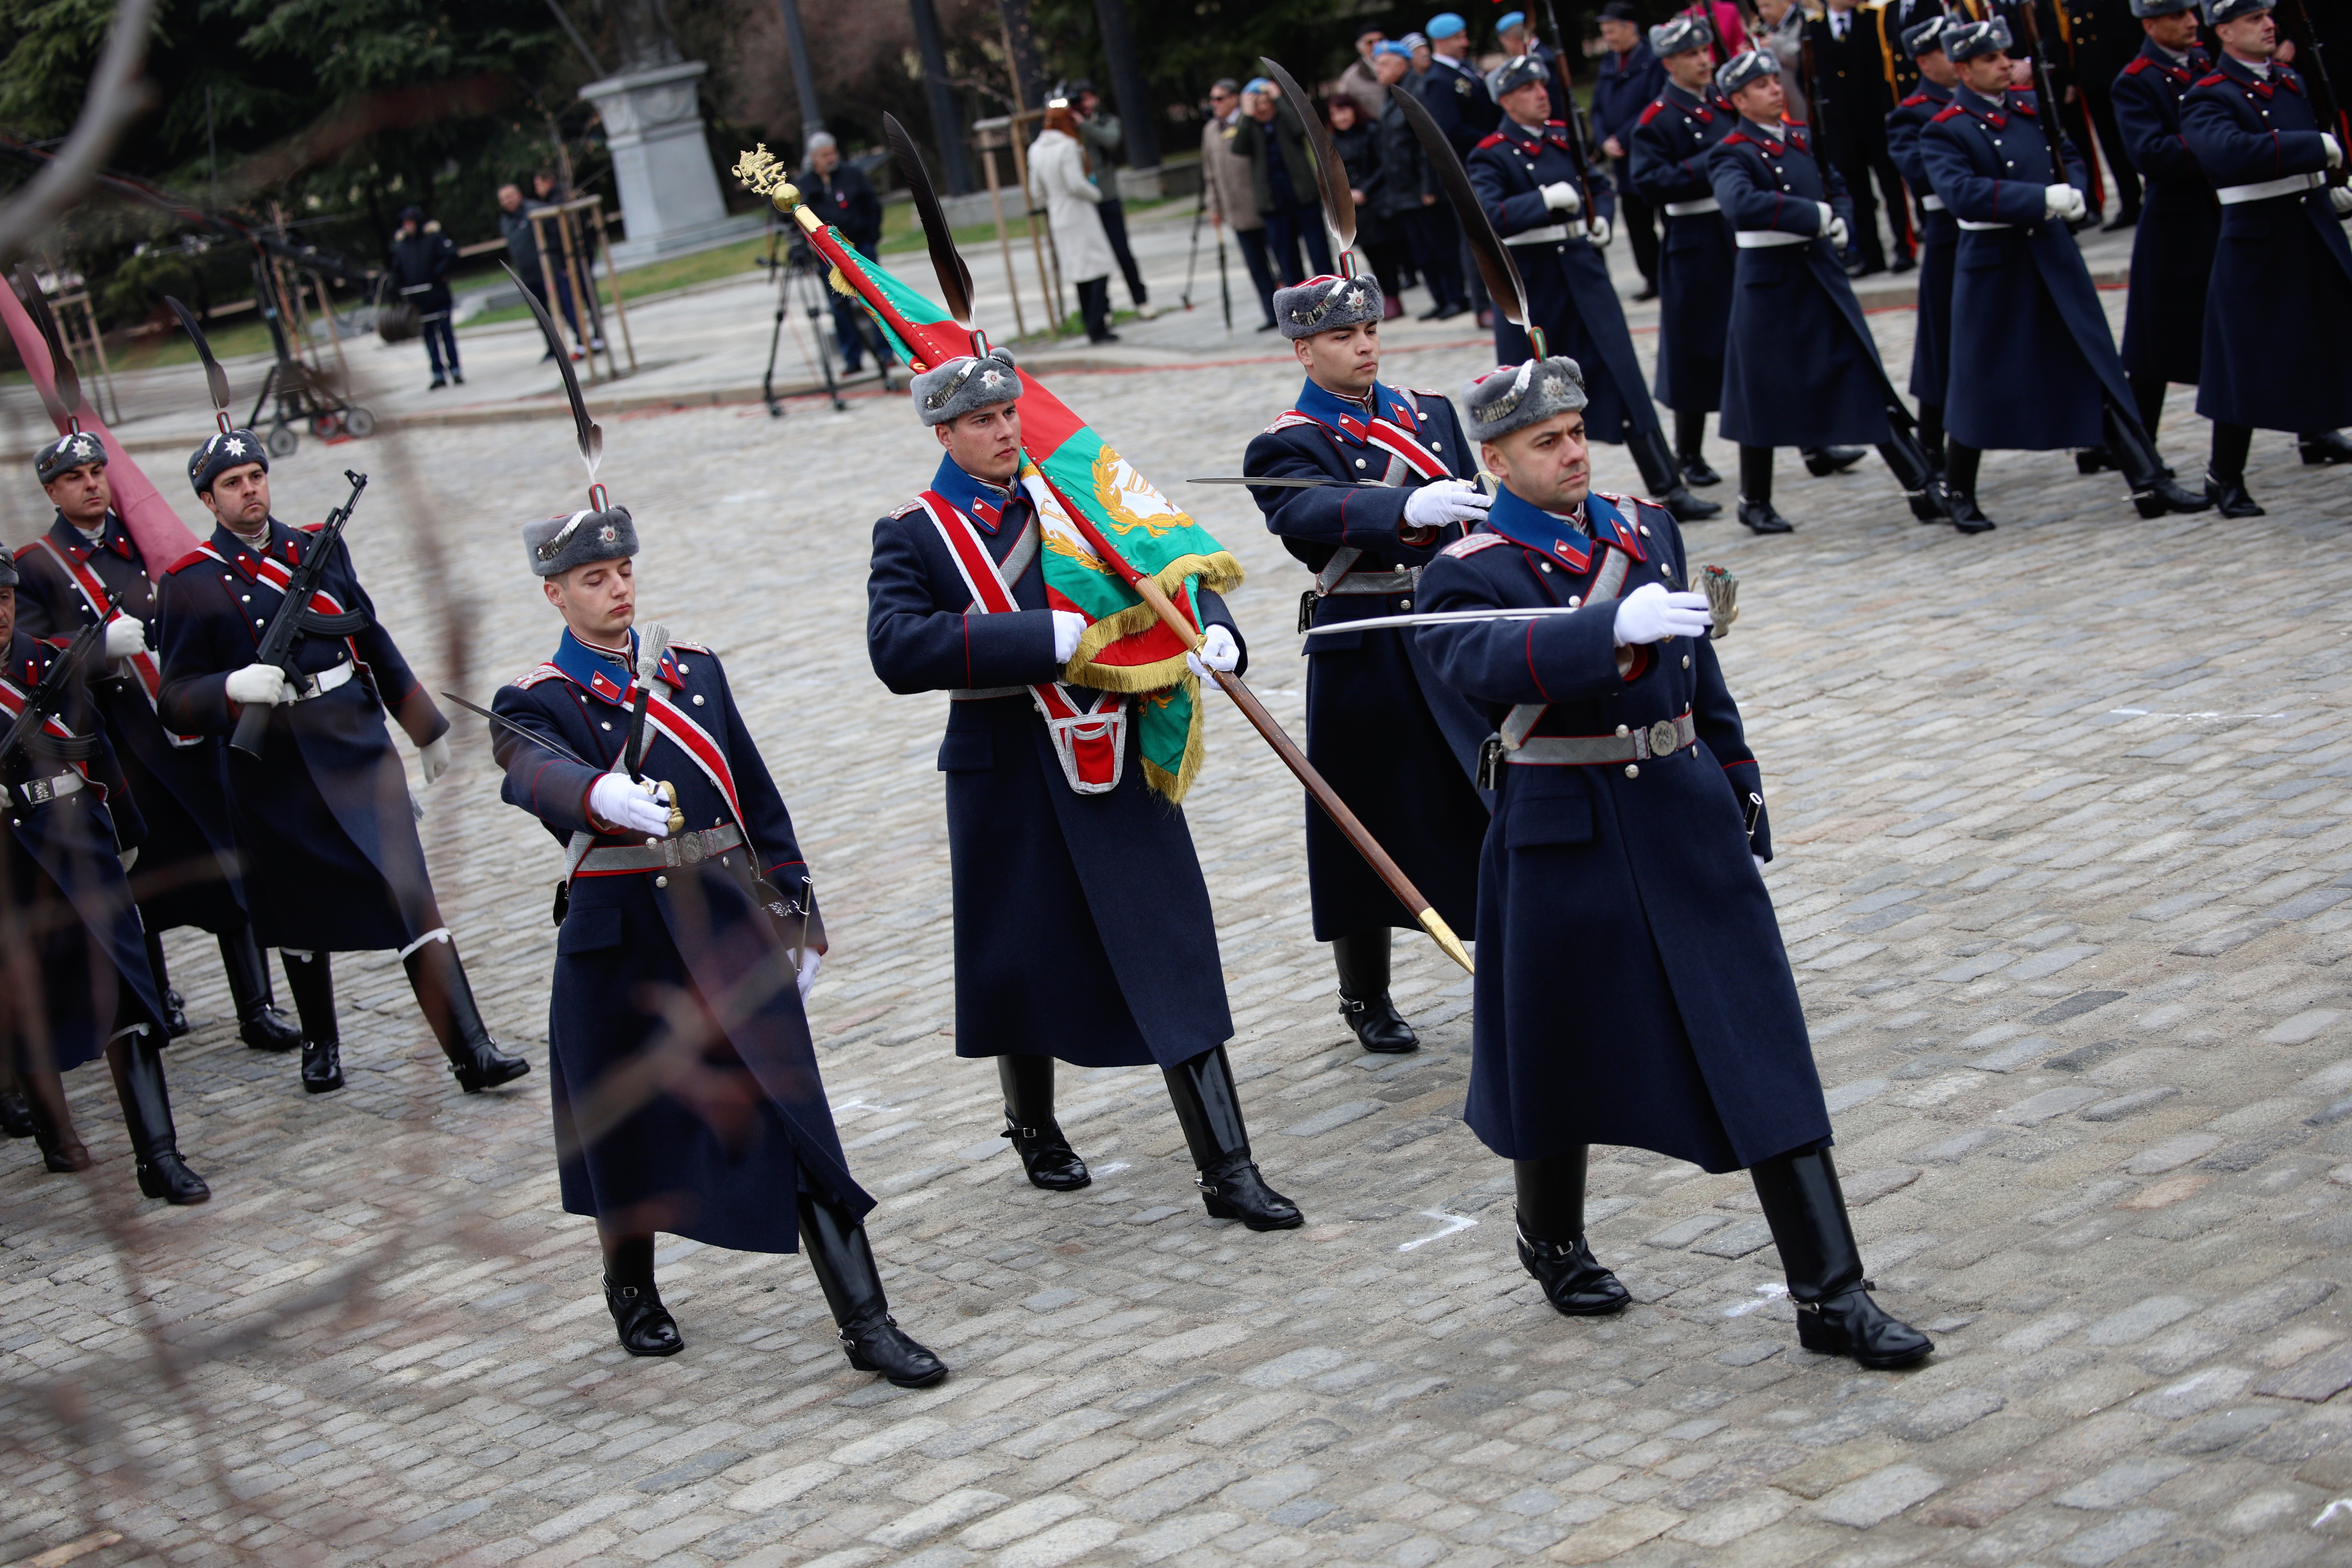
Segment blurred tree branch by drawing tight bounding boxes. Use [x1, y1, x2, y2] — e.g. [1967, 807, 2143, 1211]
[0, 0, 155, 265]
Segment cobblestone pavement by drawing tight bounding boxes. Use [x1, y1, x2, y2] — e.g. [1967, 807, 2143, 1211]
[7, 290, 2352, 1568]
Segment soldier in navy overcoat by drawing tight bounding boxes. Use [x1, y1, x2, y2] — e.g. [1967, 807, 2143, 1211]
[868, 348, 1303, 1231]
[1243, 274, 1492, 1055]
[13, 434, 299, 1054]
[2, 548, 209, 1203]
[1917, 16, 2212, 525]
[156, 432, 527, 1098]
[1411, 354, 1932, 1370]
[1886, 15, 1964, 461]
[2178, 0, 2352, 515]
[1706, 50, 1962, 534]
[489, 505, 945, 1384]
[1627, 16, 1737, 490]
[1468, 54, 1720, 523]
[2110, 0, 2221, 442]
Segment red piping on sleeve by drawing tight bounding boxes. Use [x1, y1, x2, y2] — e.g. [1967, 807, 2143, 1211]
[1524, 621, 1552, 702]
[961, 612, 973, 688]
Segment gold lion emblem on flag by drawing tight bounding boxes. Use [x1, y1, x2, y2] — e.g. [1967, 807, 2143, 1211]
[1091, 446, 1193, 540]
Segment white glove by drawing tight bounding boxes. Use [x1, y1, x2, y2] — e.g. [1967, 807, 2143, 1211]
[2045, 183, 2085, 221]
[1586, 214, 1613, 247]
[797, 948, 822, 1003]
[1612, 581, 1714, 646]
[1051, 609, 1087, 664]
[1817, 201, 1837, 237]
[2332, 186, 2352, 216]
[590, 773, 673, 837]
[225, 663, 295, 706]
[1754, 853, 1767, 875]
[2323, 132, 2343, 170]
[1187, 623, 1241, 679]
[119, 847, 138, 873]
[418, 733, 452, 786]
[1403, 479, 1494, 530]
[1540, 180, 1582, 214]
[103, 617, 145, 660]
[1826, 216, 1850, 250]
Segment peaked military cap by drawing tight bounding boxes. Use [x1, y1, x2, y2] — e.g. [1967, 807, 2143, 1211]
[912, 347, 1020, 426]
[1942, 16, 2014, 60]
[187, 428, 269, 495]
[1901, 14, 1950, 56]
[2200, 0, 2269, 21]
[1650, 15, 1713, 57]
[1714, 47, 1781, 96]
[36, 428, 106, 485]
[525, 505, 638, 577]
[1462, 356, 1588, 442]
[2129, 0, 2198, 13]
[1275, 274, 1383, 339]
[1491, 53, 1550, 97]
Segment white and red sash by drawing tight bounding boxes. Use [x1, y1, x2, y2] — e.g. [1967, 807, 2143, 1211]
[0, 669, 97, 792]
[538, 658, 749, 881]
[35, 537, 200, 747]
[198, 542, 370, 682]
[916, 490, 1125, 796]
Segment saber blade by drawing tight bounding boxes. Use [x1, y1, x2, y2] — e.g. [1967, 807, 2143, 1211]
[441, 691, 594, 768]
[1185, 475, 1383, 488]
[1303, 606, 1589, 636]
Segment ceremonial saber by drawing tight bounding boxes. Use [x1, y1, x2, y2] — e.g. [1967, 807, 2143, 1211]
[1305, 606, 1586, 636]
[1187, 475, 1383, 488]
[441, 691, 595, 767]
[762, 123, 1474, 975]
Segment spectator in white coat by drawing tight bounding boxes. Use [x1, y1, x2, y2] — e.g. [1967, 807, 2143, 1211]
[1029, 103, 1118, 343]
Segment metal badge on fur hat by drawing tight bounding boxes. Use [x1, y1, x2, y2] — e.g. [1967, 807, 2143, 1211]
[1462, 357, 1588, 442]
[1490, 53, 1550, 97]
[2129, 0, 2197, 15]
[1275, 274, 1383, 339]
[1942, 17, 2014, 60]
[2200, 0, 2270, 22]
[36, 429, 105, 485]
[1650, 15, 1713, 58]
[525, 505, 639, 578]
[1901, 15, 1949, 57]
[913, 346, 1020, 426]
[187, 428, 268, 495]
[1714, 48, 1781, 97]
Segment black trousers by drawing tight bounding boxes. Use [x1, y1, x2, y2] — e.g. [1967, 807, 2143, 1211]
[1232, 225, 1280, 326]
[419, 310, 459, 376]
[1831, 129, 1913, 267]
[1075, 276, 1113, 341]
[2083, 84, 2142, 220]
[1096, 197, 1149, 307]
[1613, 159, 1658, 286]
[1263, 203, 1334, 287]
[1395, 205, 1465, 309]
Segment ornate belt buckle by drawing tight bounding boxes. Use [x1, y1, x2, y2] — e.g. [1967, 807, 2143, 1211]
[24, 777, 53, 805]
[1647, 719, 1679, 759]
[680, 831, 707, 866]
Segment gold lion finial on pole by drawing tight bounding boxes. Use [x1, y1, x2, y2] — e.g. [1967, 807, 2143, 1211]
[731, 143, 802, 212]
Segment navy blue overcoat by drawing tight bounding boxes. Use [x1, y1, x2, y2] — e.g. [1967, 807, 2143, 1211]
[1919, 87, 2127, 450]
[1243, 377, 1488, 941]
[2112, 42, 2220, 388]
[1707, 121, 1895, 449]
[157, 518, 450, 953]
[3, 628, 163, 1074]
[2180, 54, 2352, 434]
[1413, 489, 1827, 1173]
[1886, 81, 1959, 408]
[1468, 119, 1662, 445]
[867, 454, 1239, 1071]
[492, 629, 869, 1255]
[1419, 53, 1502, 159]
[1628, 83, 1737, 416]
[16, 512, 246, 936]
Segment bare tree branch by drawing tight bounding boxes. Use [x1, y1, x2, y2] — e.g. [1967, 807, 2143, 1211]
[0, 0, 160, 265]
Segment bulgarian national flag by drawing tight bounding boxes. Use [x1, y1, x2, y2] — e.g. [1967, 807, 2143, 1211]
[785, 195, 1243, 804]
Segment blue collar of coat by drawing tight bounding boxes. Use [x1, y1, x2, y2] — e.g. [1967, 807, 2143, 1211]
[1497, 117, 1565, 151]
[1661, 82, 1717, 118]
[2214, 53, 2295, 95]
[2136, 38, 2204, 77]
[1485, 486, 1643, 572]
[47, 509, 133, 563]
[207, 517, 300, 574]
[1951, 85, 2027, 125]
[1909, 80, 1954, 106]
[930, 454, 1026, 534]
[1294, 377, 1418, 444]
[551, 626, 681, 708]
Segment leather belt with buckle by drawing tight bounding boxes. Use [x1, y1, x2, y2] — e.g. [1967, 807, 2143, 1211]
[576, 823, 744, 875]
[291, 659, 356, 701]
[1476, 710, 1697, 786]
[12, 770, 84, 807]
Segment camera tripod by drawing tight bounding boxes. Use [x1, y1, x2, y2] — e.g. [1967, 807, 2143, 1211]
[760, 226, 895, 418]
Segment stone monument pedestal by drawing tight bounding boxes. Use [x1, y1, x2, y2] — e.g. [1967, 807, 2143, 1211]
[581, 60, 763, 268]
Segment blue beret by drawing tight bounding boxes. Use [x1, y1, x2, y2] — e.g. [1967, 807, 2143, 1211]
[1244, 76, 1275, 94]
[1497, 10, 1527, 31]
[1427, 12, 1466, 40]
[1715, 48, 1781, 96]
[1942, 16, 2014, 60]
[188, 429, 268, 495]
[1375, 40, 1412, 58]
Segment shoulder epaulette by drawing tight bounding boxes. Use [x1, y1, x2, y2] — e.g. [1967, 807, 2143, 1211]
[1262, 412, 1324, 434]
[1440, 532, 1513, 559]
[512, 664, 564, 688]
[1474, 132, 1509, 151]
[165, 549, 213, 575]
[887, 497, 925, 519]
[1405, 387, 1448, 401]
[10, 541, 38, 562]
[1721, 130, 1752, 147]
[1639, 101, 1666, 125]
[1932, 102, 1967, 121]
[2012, 95, 2037, 116]
[299, 521, 326, 533]
[2122, 56, 2153, 76]
[1900, 91, 1933, 107]
[2194, 73, 2227, 86]
[667, 640, 711, 655]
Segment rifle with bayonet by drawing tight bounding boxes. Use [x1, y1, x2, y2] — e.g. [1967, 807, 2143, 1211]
[2, 594, 118, 791]
[229, 470, 368, 758]
[2280, 0, 2349, 188]
[1535, 0, 1605, 240]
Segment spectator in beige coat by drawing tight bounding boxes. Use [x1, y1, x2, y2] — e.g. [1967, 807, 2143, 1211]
[1030, 104, 1118, 342]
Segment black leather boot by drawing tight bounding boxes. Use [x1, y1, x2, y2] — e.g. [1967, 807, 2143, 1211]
[146, 930, 189, 1038]
[1333, 929, 1417, 1054]
[998, 1054, 1090, 1191]
[1164, 1045, 1302, 1230]
[2106, 401, 2210, 517]
[1802, 445, 1866, 475]
[283, 949, 343, 1093]
[0, 1083, 31, 1138]
[1736, 497, 1795, 534]
[1917, 403, 1945, 474]
[19, 1069, 91, 1172]
[1673, 409, 1721, 486]
[1751, 1146, 1931, 1369]
[1632, 425, 1722, 520]
[797, 1188, 948, 1387]
[1736, 445, 1795, 534]
[2299, 430, 2352, 465]
[2074, 445, 2117, 474]
[109, 1031, 209, 1203]
[1873, 425, 1953, 523]
[404, 937, 530, 1092]
[1514, 1147, 1630, 1316]
[2206, 468, 2264, 519]
[1944, 441, 1996, 532]
[600, 1231, 682, 1355]
[221, 927, 300, 1051]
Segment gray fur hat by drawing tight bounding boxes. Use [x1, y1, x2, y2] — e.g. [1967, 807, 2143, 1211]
[1462, 356, 1588, 442]
[2129, 0, 2197, 15]
[1901, 14, 1950, 57]
[1274, 274, 1383, 339]
[36, 429, 105, 485]
[1649, 15, 1713, 58]
[1713, 47, 1781, 97]
[1490, 53, 1550, 97]
[525, 505, 638, 577]
[912, 347, 1021, 426]
[188, 428, 268, 495]
[2200, 0, 2268, 22]
[1942, 16, 2014, 61]
[0, 539, 15, 588]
